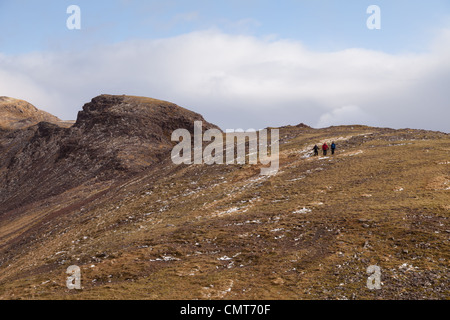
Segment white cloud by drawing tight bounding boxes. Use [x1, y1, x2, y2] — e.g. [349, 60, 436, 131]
[0, 29, 449, 132]
[316, 105, 373, 128]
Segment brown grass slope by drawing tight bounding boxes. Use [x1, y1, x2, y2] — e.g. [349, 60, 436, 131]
[0, 97, 62, 131]
[0, 99, 448, 300]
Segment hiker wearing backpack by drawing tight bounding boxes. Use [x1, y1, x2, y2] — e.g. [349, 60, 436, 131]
[331, 142, 336, 155]
[313, 145, 319, 156]
[322, 143, 329, 156]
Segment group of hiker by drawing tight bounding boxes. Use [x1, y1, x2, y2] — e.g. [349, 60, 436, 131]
[313, 142, 336, 156]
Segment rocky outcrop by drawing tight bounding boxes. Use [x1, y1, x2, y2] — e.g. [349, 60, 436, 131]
[0, 94, 220, 214]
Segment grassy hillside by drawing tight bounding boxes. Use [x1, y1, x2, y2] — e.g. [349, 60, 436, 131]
[0, 125, 448, 300]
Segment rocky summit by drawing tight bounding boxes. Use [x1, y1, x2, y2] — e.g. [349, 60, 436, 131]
[0, 95, 448, 300]
[0, 95, 218, 215]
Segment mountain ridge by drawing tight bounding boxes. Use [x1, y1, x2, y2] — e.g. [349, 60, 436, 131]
[0, 94, 219, 215]
[0, 95, 448, 300]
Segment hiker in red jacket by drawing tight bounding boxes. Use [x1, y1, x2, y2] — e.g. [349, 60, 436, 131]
[322, 143, 329, 156]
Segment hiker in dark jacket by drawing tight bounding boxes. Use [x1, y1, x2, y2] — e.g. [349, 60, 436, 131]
[313, 145, 319, 156]
[331, 142, 336, 155]
[322, 143, 329, 156]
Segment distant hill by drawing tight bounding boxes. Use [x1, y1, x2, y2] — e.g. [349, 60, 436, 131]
[0, 97, 62, 131]
[0, 95, 448, 300]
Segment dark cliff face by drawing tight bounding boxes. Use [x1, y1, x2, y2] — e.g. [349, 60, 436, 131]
[0, 95, 220, 215]
[74, 95, 218, 142]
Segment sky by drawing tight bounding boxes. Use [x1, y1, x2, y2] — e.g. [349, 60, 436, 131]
[0, 0, 449, 132]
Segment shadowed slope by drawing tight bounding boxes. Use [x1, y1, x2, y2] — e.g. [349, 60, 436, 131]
[0, 95, 219, 215]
